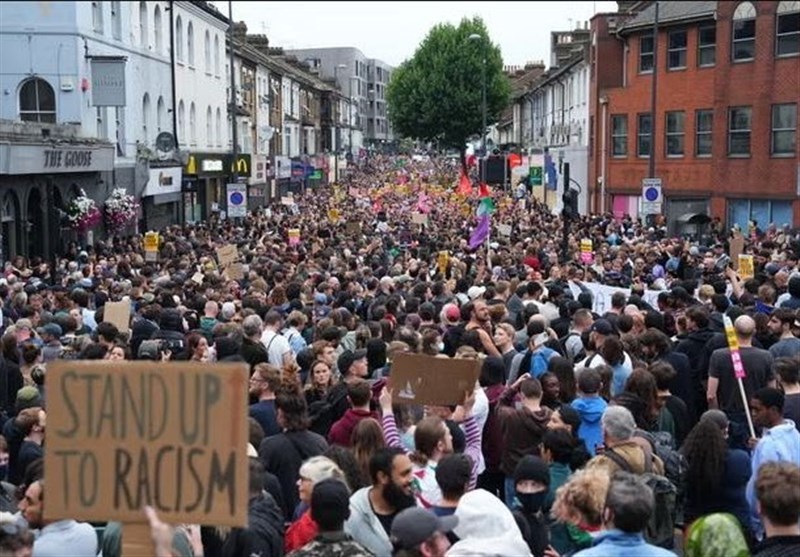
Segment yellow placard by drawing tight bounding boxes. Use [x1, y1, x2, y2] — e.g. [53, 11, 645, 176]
[143, 232, 159, 252]
[738, 254, 754, 280]
[328, 209, 340, 223]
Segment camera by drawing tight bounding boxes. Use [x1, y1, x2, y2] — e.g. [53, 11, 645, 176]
[713, 254, 731, 273]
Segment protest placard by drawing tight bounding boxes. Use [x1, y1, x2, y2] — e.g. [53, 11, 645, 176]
[103, 299, 131, 334]
[497, 224, 512, 237]
[44, 361, 249, 527]
[215, 244, 239, 268]
[346, 222, 362, 236]
[224, 262, 245, 281]
[389, 353, 480, 406]
[288, 228, 301, 246]
[580, 239, 594, 264]
[729, 234, 744, 269]
[411, 212, 428, 226]
[738, 254, 754, 280]
[144, 232, 159, 262]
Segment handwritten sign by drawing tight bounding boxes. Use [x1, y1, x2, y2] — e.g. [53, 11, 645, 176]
[280, 196, 295, 206]
[144, 232, 159, 262]
[389, 353, 480, 406]
[223, 262, 244, 281]
[44, 361, 249, 526]
[328, 208, 340, 223]
[437, 251, 450, 276]
[729, 234, 744, 269]
[103, 300, 131, 334]
[738, 254, 754, 280]
[288, 228, 301, 246]
[723, 315, 745, 379]
[215, 244, 239, 269]
[497, 224, 512, 237]
[580, 239, 594, 264]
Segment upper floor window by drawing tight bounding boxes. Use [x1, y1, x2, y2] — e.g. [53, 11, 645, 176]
[214, 35, 220, 76]
[142, 93, 150, 145]
[697, 23, 716, 66]
[154, 5, 163, 54]
[92, 2, 103, 34]
[139, 2, 148, 48]
[178, 101, 186, 145]
[728, 106, 752, 156]
[695, 109, 713, 157]
[772, 103, 797, 155]
[176, 17, 183, 61]
[611, 115, 628, 157]
[189, 102, 196, 145]
[732, 2, 757, 61]
[187, 22, 195, 66]
[639, 34, 654, 73]
[668, 29, 687, 69]
[19, 78, 56, 123]
[204, 31, 211, 73]
[637, 113, 652, 157]
[110, 1, 121, 40]
[665, 111, 685, 156]
[776, 1, 800, 56]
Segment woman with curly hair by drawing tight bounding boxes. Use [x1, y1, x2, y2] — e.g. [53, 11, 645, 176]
[550, 466, 611, 555]
[681, 415, 751, 537]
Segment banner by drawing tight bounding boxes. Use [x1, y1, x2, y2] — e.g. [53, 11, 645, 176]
[568, 281, 662, 315]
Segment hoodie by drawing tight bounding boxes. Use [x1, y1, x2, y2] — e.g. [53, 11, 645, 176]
[447, 489, 531, 557]
[571, 396, 608, 456]
[328, 408, 378, 447]
[221, 494, 285, 557]
[497, 388, 553, 476]
[344, 487, 393, 557]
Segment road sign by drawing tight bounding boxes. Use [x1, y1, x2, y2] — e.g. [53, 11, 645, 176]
[226, 183, 247, 218]
[530, 166, 543, 186]
[641, 178, 662, 215]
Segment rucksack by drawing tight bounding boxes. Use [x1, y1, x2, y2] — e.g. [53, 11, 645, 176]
[636, 429, 688, 527]
[605, 447, 678, 549]
[558, 331, 586, 363]
[308, 384, 349, 437]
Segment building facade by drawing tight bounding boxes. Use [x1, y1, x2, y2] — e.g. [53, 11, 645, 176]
[589, 1, 799, 234]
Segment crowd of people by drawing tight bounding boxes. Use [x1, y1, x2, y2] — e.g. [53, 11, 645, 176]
[0, 153, 799, 557]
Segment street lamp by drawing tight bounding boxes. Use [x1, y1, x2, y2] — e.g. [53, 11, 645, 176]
[469, 33, 487, 184]
[333, 63, 347, 183]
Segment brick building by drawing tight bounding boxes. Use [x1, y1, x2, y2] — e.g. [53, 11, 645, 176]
[589, 1, 799, 235]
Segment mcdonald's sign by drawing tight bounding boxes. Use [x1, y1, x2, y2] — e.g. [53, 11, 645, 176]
[229, 154, 250, 176]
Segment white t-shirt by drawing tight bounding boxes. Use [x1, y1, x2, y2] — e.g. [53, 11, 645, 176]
[260, 329, 292, 367]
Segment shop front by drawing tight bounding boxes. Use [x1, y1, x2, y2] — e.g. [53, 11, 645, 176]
[0, 140, 114, 260]
[142, 165, 182, 231]
[182, 152, 250, 223]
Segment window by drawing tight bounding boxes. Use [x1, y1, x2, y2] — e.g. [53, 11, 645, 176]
[698, 23, 716, 66]
[187, 22, 195, 66]
[611, 115, 628, 156]
[142, 93, 150, 145]
[695, 109, 713, 156]
[139, 1, 148, 48]
[92, 2, 103, 34]
[732, 2, 757, 61]
[639, 34, 654, 73]
[776, 1, 800, 56]
[204, 31, 211, 73]
[153, 5, 162, 54]
[668, 29, 687, 69]
[215, 108, 222, 147]
[206, 106, 213, 147]
[111, 1, 121, 39]
[189, 102, 196, 145]
[728, 106, 752, 155]
[729, 199, 794, 230]
[178, 101, 185, 145]
[156, 96, 165, 132]
[18, 78, 55, 123]
[214, 35, 220, 76]
[772, 103, 797, 155]
[176, 17, 183, 61]
[665, 111, 685, 156]
[637, 113, 652, 157]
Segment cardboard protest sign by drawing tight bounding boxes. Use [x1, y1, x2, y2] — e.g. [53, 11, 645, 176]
[738, 254, 754, 280]
[224, 262, 245, 281]
[411, 212, 428, 226]
[580, 239, 594, 264]
[346, 222, 362, 236]
[280, 196, 295, 206]
[497, 224, 512, 237]
[288, 228, 301, 246]
[191, 272, 205, 285]
[729, 234, 744, 269]
[103, 299, 131, 334]
[144, 232, 159, 262]
[389, 353, 480, 406]
[44, 361, 249, 526]
[216, 244, 239, 268]
[328, 208, 340, 223]
[437, 251, 450, 276]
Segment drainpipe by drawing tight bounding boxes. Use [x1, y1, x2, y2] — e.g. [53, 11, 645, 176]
[168, 1, 182, 225]
[599, 96, 608, 214]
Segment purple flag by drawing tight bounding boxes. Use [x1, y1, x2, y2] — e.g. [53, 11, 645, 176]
[469, 214, 490, 250]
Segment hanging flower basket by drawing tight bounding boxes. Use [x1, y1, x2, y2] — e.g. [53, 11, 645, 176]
[103, 188, 139, 233]
[66, 189, 102, 233]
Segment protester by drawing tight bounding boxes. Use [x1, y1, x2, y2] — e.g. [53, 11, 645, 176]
[753, 462, 800, 556]
[389, 507, 457, 557]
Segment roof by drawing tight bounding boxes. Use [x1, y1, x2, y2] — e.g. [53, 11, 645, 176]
[619, 1, 717, 32]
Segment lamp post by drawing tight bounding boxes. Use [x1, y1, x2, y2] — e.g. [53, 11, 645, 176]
[333, 63, 347, 183]
[469, 33, 487, 184]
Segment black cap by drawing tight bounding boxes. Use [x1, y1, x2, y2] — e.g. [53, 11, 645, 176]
[513, 455, 550, 486]
[590, 318, 614, 336]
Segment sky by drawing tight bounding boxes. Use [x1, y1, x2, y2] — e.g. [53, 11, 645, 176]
[227, 1, 619, 68]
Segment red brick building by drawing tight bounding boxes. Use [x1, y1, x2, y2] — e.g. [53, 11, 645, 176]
[588, 1, 799, 235]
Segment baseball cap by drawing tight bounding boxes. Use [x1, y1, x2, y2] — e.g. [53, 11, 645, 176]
[590, 319, 614, 336]
[442, 303, 461, 325]
[137, 340, 161, 361]
[37, 323, 63, 338]
[467, 285, 486, 301]
[391, 507, 458, 550]
[337, 349, 367, 374]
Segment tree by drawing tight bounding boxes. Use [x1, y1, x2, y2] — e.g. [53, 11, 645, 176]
[387, 17, 511, 171]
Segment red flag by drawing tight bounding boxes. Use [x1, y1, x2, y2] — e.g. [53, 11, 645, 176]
[457, 172, 472, 195]
[478, 182, 491, 198]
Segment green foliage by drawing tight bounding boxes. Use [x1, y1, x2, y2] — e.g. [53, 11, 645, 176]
[387, 17, 511, 151]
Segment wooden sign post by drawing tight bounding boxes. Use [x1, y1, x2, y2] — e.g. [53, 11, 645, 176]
[44, 361, 249, 556]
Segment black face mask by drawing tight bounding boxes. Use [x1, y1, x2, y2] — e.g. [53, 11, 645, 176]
[516, 491, 547, 514]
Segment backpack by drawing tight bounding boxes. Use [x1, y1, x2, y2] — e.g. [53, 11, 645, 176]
[605, 447, 677, 549]
[558, 331, 586, 363]
[308, 384, 349, 437]
[636, 429, 688, 527]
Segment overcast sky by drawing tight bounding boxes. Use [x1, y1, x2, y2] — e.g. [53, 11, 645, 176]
[228, 1, 619, 68]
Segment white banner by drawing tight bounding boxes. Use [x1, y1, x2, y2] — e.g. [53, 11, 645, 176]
[568, 281, 663, 315]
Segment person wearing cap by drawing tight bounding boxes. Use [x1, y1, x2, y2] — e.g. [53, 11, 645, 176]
[37, 323, 63, 363]
[290, 478, 372, 557]
[390, 507, 457, 557]
[511, 455, 552, 556]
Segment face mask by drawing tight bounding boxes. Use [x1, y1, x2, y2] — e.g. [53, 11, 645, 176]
[0, 465, 7, 481]
[516, 491, 547, 514]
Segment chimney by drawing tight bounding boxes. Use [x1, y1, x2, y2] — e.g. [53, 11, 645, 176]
[247, 33, 270, 50]
[232, 21, 248, 41]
